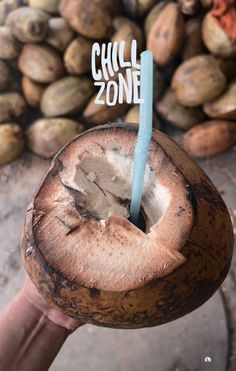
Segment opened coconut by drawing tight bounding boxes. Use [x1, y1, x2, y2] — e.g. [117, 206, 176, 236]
[20, 123, 233, 328]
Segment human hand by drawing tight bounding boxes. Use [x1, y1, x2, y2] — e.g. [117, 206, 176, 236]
[21, 275, 84, 332]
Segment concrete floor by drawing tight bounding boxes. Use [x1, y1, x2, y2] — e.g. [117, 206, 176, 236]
[0, 135, 235, 371]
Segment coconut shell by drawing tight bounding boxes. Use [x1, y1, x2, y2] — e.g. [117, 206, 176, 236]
[0, 123, 25, 165]
[0, 0, 22, 26]
[64, 37, 93, 75]
[125, 105, 160, 129]
[125, 105, 140, 124]
[41, 76, 95, 117]
[111, 17, 144, 61]
[147, 3, 185, 66]
[59, 0, 113, 39]
[178, 0, 201, 15]
[203, 81, 236, 120]
[0, 26, 21, 59]
[0, 92, 27, 123]
[157, 89, 205, 130]
[22, 75, 45, 108]
[182, 18, 206, 60]
[0, 60, 11, 90]
[6, 6, 49, 43]
[28, 0, 60, 14]
[83, 90, 129, 125]
[202, 12, 236, 57]
[123, 0, 157, 18]
[144, 1, 167, 35]
[46, 17, 74, 52]
[200, 0, 212, 7]
[20, 123, 233, 328]
[171, 55, 226, 107]
[182, 120, 236, 158]
[94, 0, 122, 16]
[27, 118, 84, 158]
[19, 44, 64, 83]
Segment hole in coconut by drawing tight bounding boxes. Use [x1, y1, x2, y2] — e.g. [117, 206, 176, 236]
[128, 207, 147, 232]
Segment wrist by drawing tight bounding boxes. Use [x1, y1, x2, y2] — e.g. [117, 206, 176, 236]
[0, 283, 75, 371]
[20, 278, 84, 332]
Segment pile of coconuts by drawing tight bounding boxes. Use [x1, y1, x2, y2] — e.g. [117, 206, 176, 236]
[0, 0, 236, 166]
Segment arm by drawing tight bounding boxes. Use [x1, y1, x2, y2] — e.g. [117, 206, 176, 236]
[0, 277, 83, 371]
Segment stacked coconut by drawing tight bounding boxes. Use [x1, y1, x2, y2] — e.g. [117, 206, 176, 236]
[0, 0, 235, 166]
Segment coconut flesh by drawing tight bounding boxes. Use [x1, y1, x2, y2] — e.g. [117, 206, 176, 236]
[33, 126, 194, 292]
[60, 151, 169, 227]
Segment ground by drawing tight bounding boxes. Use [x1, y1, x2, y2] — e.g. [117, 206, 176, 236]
[0, 131, 235, 371]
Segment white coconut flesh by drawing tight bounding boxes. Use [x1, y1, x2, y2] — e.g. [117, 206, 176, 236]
[33, 128, 194, 291]
[60, 151, 170, 229]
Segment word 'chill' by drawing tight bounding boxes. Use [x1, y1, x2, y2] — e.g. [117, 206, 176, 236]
[91, 40, 142, 106]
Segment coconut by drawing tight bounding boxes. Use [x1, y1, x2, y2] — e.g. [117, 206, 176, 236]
[182, 120, 236, 158]
[0, 0, 22, 26]
[123, 0, 157, 18]
[0, 26, 21, 59]
[111, 17, 144, 61]
[59, 0, 113, 39]
[125, 105, 160, 129]
[171, 55, 226, 107]
[22, 75, 45, 108]
[28, 0, 60, 14]
[0, 123, 25, 165]
[18, 44, 64, 83]
[6, 6, 49, 43]
[144, 1, 167, 36]
[182, 18, 206, 60]
[94, 0, 122, 16]
[147, 3, 185, 66]
[202, 12, 236, 57]
[64, 36, 93, 75]
[179, 0, 201, 15]
[0, 92, 27, 123]
[203, 81, 236, 120]
[27, 118, 84, 158]
[41, 76, 95, 117]
[200, 0, 213, 8]
[20, 123, 233, 328]
[46, 17, 74, 52]
[83, 90, 129, 125]
[156, 88, 205, 130]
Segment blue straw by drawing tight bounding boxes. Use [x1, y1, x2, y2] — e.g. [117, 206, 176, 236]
[130, 51, 153, 226]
